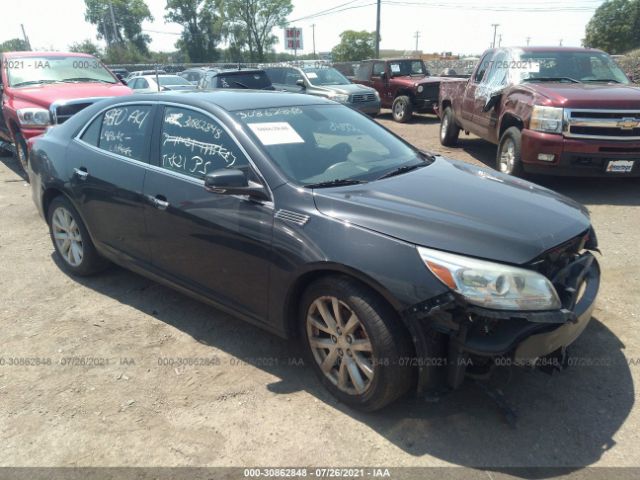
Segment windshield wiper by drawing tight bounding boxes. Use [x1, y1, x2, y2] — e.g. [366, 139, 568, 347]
[583, 78, 622, 83]
[304, 178, 367, 189]
[230, 80, 250, 89]
[376, 162, 428, 180]
[11, 79, 59, 87]
[522, 77, 582, 84]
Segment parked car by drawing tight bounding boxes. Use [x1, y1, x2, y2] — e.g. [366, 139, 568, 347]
[199, 68, 274, 90]
[109, 67, 130, 80]
[352, 58, 460, 122]
[28, 91, 600, 411]
[126, 69, 167, 80]
[128, 74, 197, 93]
[0, 51, 132, 173]
[264, 65, 380, 115]
[438, 46, 640, 177]
[178, 67, 216, 85]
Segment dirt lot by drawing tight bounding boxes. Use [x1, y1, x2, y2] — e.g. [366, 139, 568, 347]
[1, 112, 639, 473]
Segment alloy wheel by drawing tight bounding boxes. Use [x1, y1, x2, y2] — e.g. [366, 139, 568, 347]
[52, 207, 84, 267]
[499, 138, 515, 173]
[394, 101, 406, 119]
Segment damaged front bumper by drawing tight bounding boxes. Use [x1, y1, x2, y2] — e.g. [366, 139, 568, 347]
[403, 251, 600, 392]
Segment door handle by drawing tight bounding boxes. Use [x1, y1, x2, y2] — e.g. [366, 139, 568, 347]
[73, 167, 89, 180]
[148, 194, 170, 210]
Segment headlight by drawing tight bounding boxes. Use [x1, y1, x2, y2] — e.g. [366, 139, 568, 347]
[328, 93, 349, 103]
[416, 85, 424, 93]
[530, 106, 563, 134]
[17, 108, 52, 128]
[373, 90, 380, 99]
[417, 246, 561, 311]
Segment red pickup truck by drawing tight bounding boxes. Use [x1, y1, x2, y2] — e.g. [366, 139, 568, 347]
[352, 58, 455, 122]
[438, 47, 640, 177]
[1, 51, 132, 172]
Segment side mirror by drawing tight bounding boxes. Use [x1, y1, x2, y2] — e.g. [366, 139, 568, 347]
[296, 79, 306, 89]
[483, 91, 502, 112]
[204, 168, 269, 201]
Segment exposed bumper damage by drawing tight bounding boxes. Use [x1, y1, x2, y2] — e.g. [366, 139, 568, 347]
[403, 232, 601, 393]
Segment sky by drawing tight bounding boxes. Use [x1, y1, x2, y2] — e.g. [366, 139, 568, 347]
[2, 0, 605, 57]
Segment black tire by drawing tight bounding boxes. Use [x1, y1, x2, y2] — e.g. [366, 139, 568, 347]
[14, 131, 30, 179]
[391, 95, 413, 123]
[496, 127, 524, 176]
[47, 196, 109, 276]
[439, 107, 460, 147]
[300, 275, 415, 411]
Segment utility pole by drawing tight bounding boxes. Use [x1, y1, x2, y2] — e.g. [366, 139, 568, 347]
[559, 38, 563, 46]
[311, 24, 316, 59]
[414, 31, 421, 54]
[375, 0, 381, 58]
[109, 1, 119, 45]
[491, 23, 499, 48]
[498, 34, 502, 48]
[20, 24, 31, 51]
[526, 36, 531, 46]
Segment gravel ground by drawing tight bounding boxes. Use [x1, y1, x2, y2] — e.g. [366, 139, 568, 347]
[0, 112, 639, 473]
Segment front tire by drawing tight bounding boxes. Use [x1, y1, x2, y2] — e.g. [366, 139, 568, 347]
[300, 276, 414, 411]
[391, 95, 413, 123]
[497, 127, 524, 176]
[47, 196, 108, 276]
[439, 107, 460, 146]
[14, 131, 29, 179]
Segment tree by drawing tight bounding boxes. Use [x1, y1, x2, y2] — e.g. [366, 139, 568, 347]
[84, 0, 153, 55]
[222, 0, 293, 62]
[584, 0, 640, 54]
[69, 39, 103, 57]
[165, 0, 222, 63]
[331, 30, 376, 62]
[0, 38, 29, 53]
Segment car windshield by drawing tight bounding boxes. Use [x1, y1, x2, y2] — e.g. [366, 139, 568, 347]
[388, 60, 428, 77]
[218, 72, 272, 89]
[509, 50, 630, 84]
[158, 75, 192, 86]
[235, 104, 430, 187]
[7, 55, 118, 87]
[304, 68, 350, 86]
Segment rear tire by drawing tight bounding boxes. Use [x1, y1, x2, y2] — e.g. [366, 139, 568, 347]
[14, 131, 30, 180]
[47, 196, 109, 276]
[392, 95, 413, 123]
[497, 127, 524, 176]
[300, 276, 414, 411]
[439, 107, 460, 146]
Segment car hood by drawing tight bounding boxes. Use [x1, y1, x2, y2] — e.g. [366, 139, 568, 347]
[312, 83, 377, 95]
[522, 82, 640, 109]
[313, 158, 590, 265]
[9, 82, 133, 109]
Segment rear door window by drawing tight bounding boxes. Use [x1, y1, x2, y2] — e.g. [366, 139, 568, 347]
[96, 105, 153, 161]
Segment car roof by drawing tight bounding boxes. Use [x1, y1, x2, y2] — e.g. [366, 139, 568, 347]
[139, 74, 184, 79]
[208, 68, 267, 75]
[105, 90, 333, 112]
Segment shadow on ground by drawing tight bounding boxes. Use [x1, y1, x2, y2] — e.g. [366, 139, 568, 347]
[59, 255, 634, 476]
[376, 111, 441, 125]
[454, 137, 640, 206]
[0, 149, 29, 182]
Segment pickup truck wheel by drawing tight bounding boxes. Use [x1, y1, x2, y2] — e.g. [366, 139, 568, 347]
[497, 127, 524, 176]
[300, 276, 415, 411]
[392, 96, 413, 123]
[440, 107, 460, 146]
[14, 131, 29, 176]
[47, 196, 109, 276]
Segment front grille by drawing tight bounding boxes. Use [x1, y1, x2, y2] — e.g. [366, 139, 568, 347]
[565, 109, 640, 140]
[51, 99, 102, 124]
[351, 93, 376, 103]
[417, 83, 439, 100]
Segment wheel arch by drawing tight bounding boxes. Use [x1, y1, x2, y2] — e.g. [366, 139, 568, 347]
[282, 263, 405, 339]
[499, 113, 524, 139]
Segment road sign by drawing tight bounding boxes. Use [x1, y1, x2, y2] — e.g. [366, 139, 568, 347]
[284, 27, 303, 51]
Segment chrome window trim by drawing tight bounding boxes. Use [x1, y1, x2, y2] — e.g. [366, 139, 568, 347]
[564, 108, 640, 141]
[73, 99, 274, 203]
